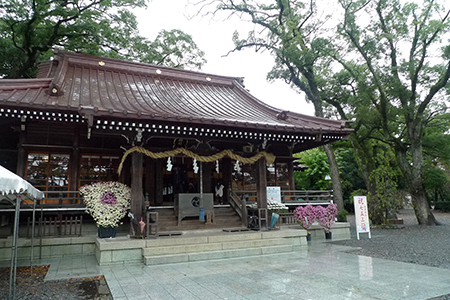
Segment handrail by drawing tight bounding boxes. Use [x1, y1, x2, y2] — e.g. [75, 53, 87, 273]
[229, 191, 248, 227]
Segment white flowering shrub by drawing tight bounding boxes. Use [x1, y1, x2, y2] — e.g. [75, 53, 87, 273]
[80, 181, 131, 228]
[267, 201, 288, 213]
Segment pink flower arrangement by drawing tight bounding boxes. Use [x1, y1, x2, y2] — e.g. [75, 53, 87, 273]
[293, 205, 317, 231]
[294, 204, 338, 233]
[100, 191, 117, 205]
[316, 204, 338, 233]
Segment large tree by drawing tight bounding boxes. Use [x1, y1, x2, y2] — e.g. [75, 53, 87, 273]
[205, 0, 346, 211]
[335, 0, 450, 225]
[0, 0, 206, 78]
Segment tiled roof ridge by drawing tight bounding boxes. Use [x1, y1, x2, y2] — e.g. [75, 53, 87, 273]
[52, 50, 245, 87]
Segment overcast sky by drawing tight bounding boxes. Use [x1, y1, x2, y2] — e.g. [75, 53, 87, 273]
[132, 0, 316, 116]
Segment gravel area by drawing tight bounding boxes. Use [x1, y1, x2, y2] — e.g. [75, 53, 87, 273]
[332, 209, 450, 300]
[0, 265, 112, 300]
[332, 209, 450, 269]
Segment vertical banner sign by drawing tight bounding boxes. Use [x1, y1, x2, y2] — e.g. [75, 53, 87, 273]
[267, 187, 281, 203]
[353, 196, 371, 240]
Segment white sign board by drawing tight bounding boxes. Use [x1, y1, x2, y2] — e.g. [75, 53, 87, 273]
[353, 196, 371, 240]
[267, 187, 281, 203]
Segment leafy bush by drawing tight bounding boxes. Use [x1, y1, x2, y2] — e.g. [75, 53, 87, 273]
[337, 209, 348, 222]
[434, 201, 450, 212]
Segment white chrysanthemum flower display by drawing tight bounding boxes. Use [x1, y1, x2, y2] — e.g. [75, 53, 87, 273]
[80, 181, 131, 228]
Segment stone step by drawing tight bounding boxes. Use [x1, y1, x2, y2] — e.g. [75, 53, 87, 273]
[142, 237, 292, 256]
[144, 244, 295, 265]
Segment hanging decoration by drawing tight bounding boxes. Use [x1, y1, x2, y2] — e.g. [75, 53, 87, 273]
[166, 157, 173, 172]
[193, 158, 199, 174]
[234, 160, 241, 173]
[118, 146, 276, 175]
[215, 160, 220, 174]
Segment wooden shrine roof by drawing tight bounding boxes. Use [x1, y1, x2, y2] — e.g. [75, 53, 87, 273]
[0, 50, 352, 143]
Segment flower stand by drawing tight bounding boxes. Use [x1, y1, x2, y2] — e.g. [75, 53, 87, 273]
[325, 232, 332, 240]
[98, 227, 117, 238]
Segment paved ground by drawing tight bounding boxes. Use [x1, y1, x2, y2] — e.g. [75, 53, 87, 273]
[5, 240, 450, 299]
[100, 242, 450, 300]
[3, 209, 450, 299]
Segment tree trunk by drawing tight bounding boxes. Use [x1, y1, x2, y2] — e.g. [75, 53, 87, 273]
[396, 133, 437, 225]
[323, 144, 344, 211]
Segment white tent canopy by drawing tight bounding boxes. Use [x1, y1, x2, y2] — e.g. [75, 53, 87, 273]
[0, 165, 44, 200]
[0, 165, 44, 300]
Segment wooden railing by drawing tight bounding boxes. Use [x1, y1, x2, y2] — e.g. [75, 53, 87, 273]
[229, 191, 248, 227]
[232, 189, 333, 206]
[281, 190, 333, 204]
[27, 215, 83, 238]
[230, 189, 334, 227]
[38, 191, 83, 206]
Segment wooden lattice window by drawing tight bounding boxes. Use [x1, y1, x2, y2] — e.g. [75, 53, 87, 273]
[79, 155, 120, 187]
[26, 153, 70, 192]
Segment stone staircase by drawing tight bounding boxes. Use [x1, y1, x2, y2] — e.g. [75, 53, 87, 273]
[94, 228, 308, 266]
[142, 229, 307, 265]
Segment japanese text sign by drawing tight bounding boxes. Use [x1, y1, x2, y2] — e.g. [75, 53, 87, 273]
[354, 196, 371, 240]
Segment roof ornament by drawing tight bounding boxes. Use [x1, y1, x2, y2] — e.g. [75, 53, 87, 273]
[262, 139, 268, 150]
[277, 111, 289, 120]
[47, 83, 63, 96]
[98, 61, 105, 66]
[134, 129, 143, 145]
[86, 114, 93, 139]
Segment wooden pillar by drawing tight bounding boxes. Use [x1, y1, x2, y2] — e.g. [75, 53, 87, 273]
[145, 157, 156, 206]
[119, 156, 131, 186]
[69, 127, 80, 192]
[256, 158, 267, 209]
[222, 158, 232, 204]
[16, 130, 27, 177]
[131, 152, 144, 221]
[155, 159, 164, 205]
[202, 162, 212, 193]
[288, 159, 295, 190]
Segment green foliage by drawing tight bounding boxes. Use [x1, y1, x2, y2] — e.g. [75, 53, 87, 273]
[294, 148, 330, 190]
[213, 0, 450, 224]
[337, 209, 348, 222]
[0, 0, 206, 78]
[335, 143, 366, 201]
[434, 201, 450, 212]
[368, 146, 403, 225]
